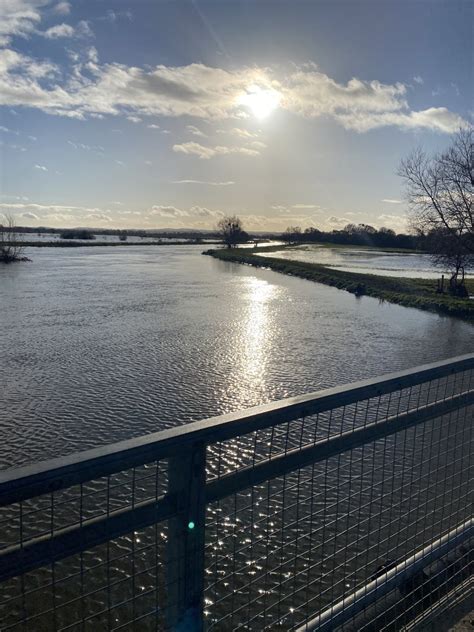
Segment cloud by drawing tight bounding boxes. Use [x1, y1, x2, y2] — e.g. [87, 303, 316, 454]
[172, 179, 235, 186]
[0, 41, 465, 133]
[0, 0, 48, 46]
[149, 205, 188, 219]
[381, 198, 403, 204]
[76, 20, 93, 37]
[54, 1, 70, 15]
[67, 139, 104, 152]
[85, 212, 111, 222]
[0, 201, 116, 223]
[0, 125, 19, 134]
[292, 204, 319, 209]
[147, 123, 160, 129]
[326, 215, 351, 228]
[219, 127, 258, 139]
[413, 76, 424, 85]
[103, 9, 133, 23]
[377, 214, 408, 231]
[285, 71, 407, 118]
[147, 204, 225, 224]
[173, 141, 260, 159]
[186, 124, 206, 137]
[34, 163, 47, 170]
[43, 22, 74, 38]
[336, 107, 466, 133]
[42, 19, 92, 39]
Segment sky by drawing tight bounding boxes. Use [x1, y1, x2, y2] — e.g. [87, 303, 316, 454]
[0, 0, 472, 232]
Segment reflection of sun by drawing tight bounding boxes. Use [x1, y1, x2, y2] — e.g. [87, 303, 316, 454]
[239, 85, 281, 119]
[242, 277, 275, 379]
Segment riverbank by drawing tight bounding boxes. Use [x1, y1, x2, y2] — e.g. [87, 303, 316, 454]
[204, 248, 474, 322]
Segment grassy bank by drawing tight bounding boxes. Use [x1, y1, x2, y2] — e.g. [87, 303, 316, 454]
[204, 248, 474, 322]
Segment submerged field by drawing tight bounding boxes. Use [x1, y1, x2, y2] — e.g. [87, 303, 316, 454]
[204, 246, 474, 321]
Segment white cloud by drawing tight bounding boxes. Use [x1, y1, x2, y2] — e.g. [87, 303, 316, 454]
[377, 214, 408, 231]
[413, 76, 424, 85]
[336, 107, 465, 133]
[147, 204, 225, 224]
[173, 179, 235, 186]
[219, 127, 258, 139]
[34, 163, 47, 170]
[327, 215, 351, 228]
[104, 9, 132, 23]
[147, 123, 160, 129]
[85, 212, 111, 222]
[149, 205, 188, 219]
[0, 0, 48, 46]
[76, 20, 93, 37]
[54, 1, 70, 15]
[285, 71, 407, 117]
[67, 139, 104, 152]
[0, 201, 129, 227]
[0, 45, 465, 134]
[381, 198, 403, 204]
[127, 115, 142, 123]
[43, 22, 74, 38]
[0, 125, 19, 134]
[173, 141, 260, 159]
[186, 124, 206, 137]
[292, 204, 319, 209]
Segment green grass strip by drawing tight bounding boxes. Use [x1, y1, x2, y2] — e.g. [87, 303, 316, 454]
[204, 248, 474, 322]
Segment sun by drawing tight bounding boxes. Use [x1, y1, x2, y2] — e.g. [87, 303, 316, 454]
[239, 85, 281, 119]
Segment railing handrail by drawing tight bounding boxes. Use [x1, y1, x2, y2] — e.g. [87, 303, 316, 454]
[1, 353, 473, 506]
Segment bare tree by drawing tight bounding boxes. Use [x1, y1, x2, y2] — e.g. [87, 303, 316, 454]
[282, 226, 302, 245]
[398, 125, 473, 292]
[0, 214, 29, 263]
[217, 215, 248, 248]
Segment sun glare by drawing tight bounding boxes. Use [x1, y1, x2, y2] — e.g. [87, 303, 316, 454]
[239, 85, 281, 119]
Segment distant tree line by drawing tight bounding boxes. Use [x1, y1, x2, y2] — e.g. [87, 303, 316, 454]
[281, 224, 419, 249]
[60, 229, 96, 240]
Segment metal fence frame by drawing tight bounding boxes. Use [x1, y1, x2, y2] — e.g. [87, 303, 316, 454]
[1, 353, 473, 630]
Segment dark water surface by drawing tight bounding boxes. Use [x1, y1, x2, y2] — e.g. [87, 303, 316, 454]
[1, 245, 472, 469]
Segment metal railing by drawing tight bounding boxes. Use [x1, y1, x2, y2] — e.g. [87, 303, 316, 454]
[0, 354, 473, 631]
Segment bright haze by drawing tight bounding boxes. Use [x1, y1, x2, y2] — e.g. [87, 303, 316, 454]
[0, 0, 471, 232]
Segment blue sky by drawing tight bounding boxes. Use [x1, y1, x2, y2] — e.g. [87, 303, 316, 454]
[0, 0, 472, 231]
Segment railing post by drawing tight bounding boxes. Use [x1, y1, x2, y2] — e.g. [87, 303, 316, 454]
[166, 444, 207, 631]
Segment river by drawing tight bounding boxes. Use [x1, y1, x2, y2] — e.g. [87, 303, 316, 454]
[1, 244, 472, 470]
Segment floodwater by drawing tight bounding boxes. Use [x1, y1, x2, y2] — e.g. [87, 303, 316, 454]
[1, 244, 472, 630]
[260, 244, 474, 279]
[1, 245, 472, 469]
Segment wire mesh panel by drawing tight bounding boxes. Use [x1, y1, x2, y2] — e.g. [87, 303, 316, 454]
[0, 460, 171, 631]
[204, 367, 474, 631]
[0, 356, 472, 631]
